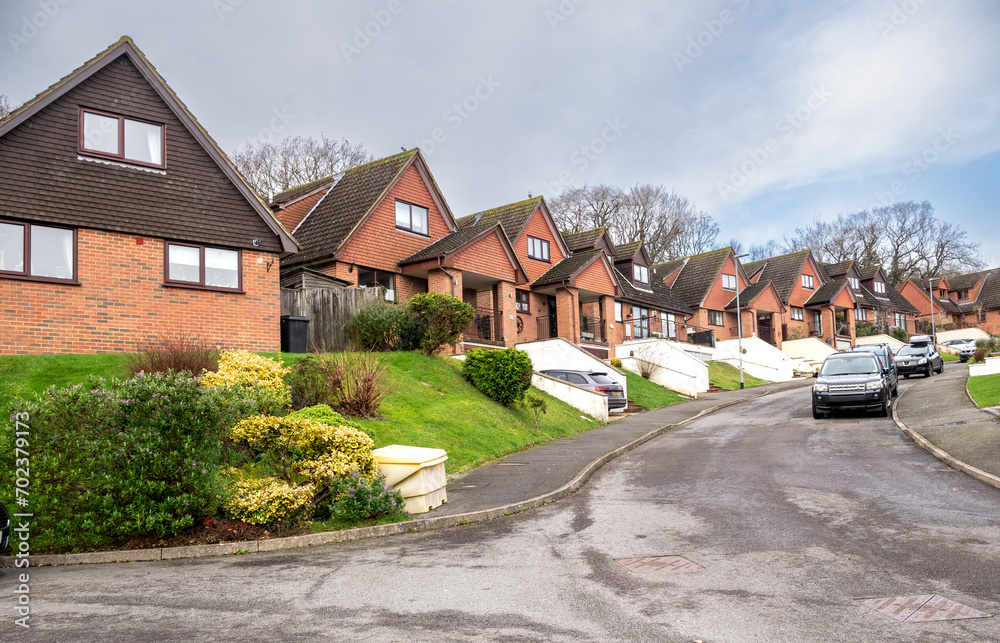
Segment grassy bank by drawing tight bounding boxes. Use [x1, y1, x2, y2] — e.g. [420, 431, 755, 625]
[708, 361, 769, 390]
[942, 352, 960, 362]
[967, 373, 1000, 408]
[624, 371, 685, 409]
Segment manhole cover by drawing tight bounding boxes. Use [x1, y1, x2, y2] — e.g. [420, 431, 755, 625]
[858, 595, 992, 622]
[614, 556, 703, 573]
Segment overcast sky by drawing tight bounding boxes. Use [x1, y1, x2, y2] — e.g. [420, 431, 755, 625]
[3, 0, 999, 266]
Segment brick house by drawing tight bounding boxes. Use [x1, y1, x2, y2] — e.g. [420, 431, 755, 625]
[820, 261, 918, 336]
[0, 37, 297, 355]
[899, 276, 964, 334]
[653, 247, 785, 347]
[948, 270, 1000, 335]
[744, 250, 857, 349]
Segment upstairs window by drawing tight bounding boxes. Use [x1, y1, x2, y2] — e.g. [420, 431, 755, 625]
[633, 264, 649, 284]
[80, 108, 164, 168]
[0, 220, 76, 282]
[939, 288, 948, 298]
[166, 243, 240, 291]
[848, 277, 859, 290]
[515, 289, 530, 313]
[614, 301, 623, 322]
[394, 200, 429, 235]
[791, 307, 804, 321]
[801, 274, 814, 290]
[722, 273, 737, 291]
[873, 280, 886, 294]
[527, 236, 550, 262]
[957, 290, 970, 300]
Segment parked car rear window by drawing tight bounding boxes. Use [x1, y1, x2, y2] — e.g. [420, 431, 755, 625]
[590, 374, 615, 384]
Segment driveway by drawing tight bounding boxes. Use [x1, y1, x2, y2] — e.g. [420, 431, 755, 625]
[9, 363, 999, 642]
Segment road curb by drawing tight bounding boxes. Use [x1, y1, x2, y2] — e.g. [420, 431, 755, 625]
[4, 380, 810, 568]
[893, 376, 1000, 492]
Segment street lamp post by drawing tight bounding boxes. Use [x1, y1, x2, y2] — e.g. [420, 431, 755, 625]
[927, 277, 938, 340]
[735, 253, 749, 390]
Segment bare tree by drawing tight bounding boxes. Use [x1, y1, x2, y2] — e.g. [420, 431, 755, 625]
[549, 184, 626, 234]
[232, 134, 372, 198]
[0, 95, 15, 119]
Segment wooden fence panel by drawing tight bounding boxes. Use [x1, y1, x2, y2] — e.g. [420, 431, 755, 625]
[280, 287, 383, 352]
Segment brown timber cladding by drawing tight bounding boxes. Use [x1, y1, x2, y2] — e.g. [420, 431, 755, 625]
[0, 54, 281, 253]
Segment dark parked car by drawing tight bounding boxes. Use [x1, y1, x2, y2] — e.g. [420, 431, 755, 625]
[811, 352, 893, 419]
[896, 337, 944, 378]
[0, 501, 10, 556]
[540, 370, 627, 409]
[849, 343, 899, 397]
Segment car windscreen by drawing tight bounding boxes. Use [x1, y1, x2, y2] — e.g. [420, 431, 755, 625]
[897, 346, 928, 356]
[589, 374, 615, 384]
[820, 356, 879, 376]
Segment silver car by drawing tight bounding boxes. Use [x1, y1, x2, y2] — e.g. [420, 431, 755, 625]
[940, 338, 976, 362]
[539, 370, 627, 409]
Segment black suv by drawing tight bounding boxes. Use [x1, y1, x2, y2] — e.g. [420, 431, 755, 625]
[812, 352, 892, 419]
[896, 336, 944, 378]
[849, 343, 899, 397]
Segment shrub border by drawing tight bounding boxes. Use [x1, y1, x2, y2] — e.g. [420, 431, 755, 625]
[1, 382, 809, 567]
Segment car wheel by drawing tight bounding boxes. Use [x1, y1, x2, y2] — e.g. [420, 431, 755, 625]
[812, 405, 823, 420]
[880, 397, 891, 417]
[937, 363, 944, 374]
[892, 383, 899, 397]
[926, 365, 933, 378]
[903, 374, 910, 379]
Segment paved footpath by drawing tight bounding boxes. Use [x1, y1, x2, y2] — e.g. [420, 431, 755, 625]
[895, 364, 1000, 484]
[438, 378, 811, 515]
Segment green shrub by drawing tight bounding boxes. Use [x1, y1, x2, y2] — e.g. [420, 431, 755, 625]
[347, 302, 425, 352]
[408, 292, 475, 354]
[325, 471, 406, 522]
[855, 322, 876, 338]
[202, 350, 290, 409]
[890, 327, 909, 343]
[286, 355, 332, 409]
[1, 372, 282, 552]
[286, 352, 393, 417]
[462, 348, 533, 406]
[288, 404, 361, 430]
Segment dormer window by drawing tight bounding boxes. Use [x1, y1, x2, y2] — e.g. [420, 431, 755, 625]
[801, 274, 814, 290]
[957, 290, 970, 300]
[80, 108, 164, 168]
[633, 264, 649, 284]
[527, 236, 550, 262]
[848, 277, 859, 290]
[873, 280, 886, 294]
[939, 288, 948, 298]
[722, 273, 737, 291]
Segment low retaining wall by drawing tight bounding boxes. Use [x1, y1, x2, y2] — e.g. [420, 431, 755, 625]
[969, 356, 1000, 377]
[517, 338, 627, 400]
[618, 338, 708, 396]
[531, 372, 609, 422]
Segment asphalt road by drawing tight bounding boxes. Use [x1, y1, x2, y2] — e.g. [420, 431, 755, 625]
[7, 363, 999, 642]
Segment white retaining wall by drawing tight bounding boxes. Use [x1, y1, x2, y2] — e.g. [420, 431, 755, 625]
[969, 356, 1000, 378]
[516, 338, 627, 399]
[936, 328, 991, 343]
[617, 338, 709, 397]
[531, 372, 609, 422]
[856, 334, 906, 350]
[712, 336, 794, 382]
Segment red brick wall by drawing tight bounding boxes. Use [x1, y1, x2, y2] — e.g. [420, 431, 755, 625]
[396, 274, 427, 301]
[453, 232, 517, 283]
[702, 255, 746, 310]
[517, 209, 566, 282]
[338, 164, 452, 274]
[1, 228, 280, 355]
[789, 260, 822, 307]
[575, 259, 616, 296]
[274, 190, 328, 232]
[516, 292, 550, 342]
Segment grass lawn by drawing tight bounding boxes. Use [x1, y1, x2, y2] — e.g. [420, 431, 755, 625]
[352, 352, 601, 473]
[967, 373, 1000, 408]
[624, 371, 685, 409]
[0, 353, 128, 415]
[942, 352, 960, 362]
[708, 361, 769, 390]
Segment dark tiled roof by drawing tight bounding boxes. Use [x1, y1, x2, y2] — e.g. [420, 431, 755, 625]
[613, 240, 642, 262]
[819, 260, 853, 280]
[724, 280, 773, 309]
[652, 258, 686, 282]
[614, 268, 693, 315]
[947, 270, 991, 291]
[271, 176, 337, 207]
[533, 248, 604, 285]
[805, 279, 849, 306]
[285, 149, 416, 265]
[853, 284, 880, 309]
[974, 271, 1000, 310]
[561, 228, 606, 252]
[745, 250, 811, 303]
[457, 197, 542, 242]
[400, 223, 500, 263]
[857, 264, 883, 280]
[652, 247, 731, 308]
[884, 285, 919, 314]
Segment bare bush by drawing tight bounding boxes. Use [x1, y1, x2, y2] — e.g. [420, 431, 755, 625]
[631, 345, 663, 380]
[124, 336, 220, 376]
[288, 351, 393, 417]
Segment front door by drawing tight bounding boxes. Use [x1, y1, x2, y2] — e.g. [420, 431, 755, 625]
[757, 313, 774, 344]
[547, 295, 558, 338]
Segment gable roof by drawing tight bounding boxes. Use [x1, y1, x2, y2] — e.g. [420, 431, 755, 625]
[561, 227, 609, 252]
[724, 280, 786, 312]
[947, 270, 991, 292]
[819, 260, 854, 280]
[651, 247, 732, 308]
[284, 149, 455, 265]
[904, 278, 963, 314]
[884, 283, 920, 314]
[457, 196, 541, 237]
[973, 271, 1000, 311]
[271, 176, 339, 209]
[398, 222, 527, 284]
[805, 279, 856, 307]
[533, 248, 608, 286]
[613, 240, 643, 263]
[743, 250, 813, 303]
[0, 36, 297, 253]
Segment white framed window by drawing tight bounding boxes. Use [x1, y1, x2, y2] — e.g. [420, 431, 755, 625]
[894, 312, 906, 327]
[666, 312, 677, 338]
[848, 277, 859, 290]
[801, 274, 814, 289]
[527, 236, 550, 262]
[855, 307, 867, 321]
[614, 301, 623, 322]
[394, 200, 429, 235]
[874, 280, 886, 294]
[722, 273, 737, 291]
[791, 307, 804, 321]
[633, 264, 649, 284]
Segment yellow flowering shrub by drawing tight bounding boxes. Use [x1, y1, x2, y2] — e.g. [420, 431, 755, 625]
[222, 475, 315, 525]
[201, 350, 290, 397]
